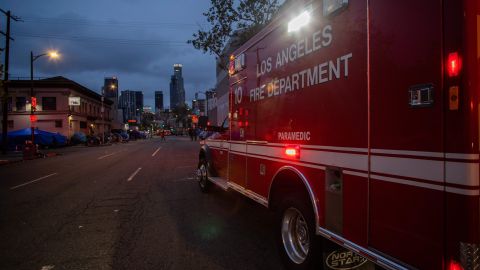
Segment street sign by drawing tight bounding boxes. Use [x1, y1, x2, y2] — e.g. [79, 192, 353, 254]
[68, 97, 81, 106]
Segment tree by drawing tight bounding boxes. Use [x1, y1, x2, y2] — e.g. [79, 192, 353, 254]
[188, 0, 281, 68]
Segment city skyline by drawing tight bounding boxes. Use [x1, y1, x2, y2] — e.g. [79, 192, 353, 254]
[1, 0, 217, 109]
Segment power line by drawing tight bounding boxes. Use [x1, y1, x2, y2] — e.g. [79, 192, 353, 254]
[21, 16, 205, 29]
[15, 32, 190, 46]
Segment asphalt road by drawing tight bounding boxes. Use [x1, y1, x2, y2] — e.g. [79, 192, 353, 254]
[0, 137, 284, 270]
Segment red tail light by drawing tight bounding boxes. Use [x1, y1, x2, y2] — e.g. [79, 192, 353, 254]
[285, 146, 300, 159]
[447, 52, 462, 77]
[449, 260, 463, 270]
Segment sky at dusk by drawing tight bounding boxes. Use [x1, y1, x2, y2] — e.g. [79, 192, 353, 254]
[1, 0, 217, 108]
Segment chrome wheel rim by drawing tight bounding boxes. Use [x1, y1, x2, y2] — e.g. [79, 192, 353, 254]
[281, 207, 310, 264]
[197, 163, 207, 188]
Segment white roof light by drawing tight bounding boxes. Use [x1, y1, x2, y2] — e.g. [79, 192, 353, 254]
[288, 11, 311, 32]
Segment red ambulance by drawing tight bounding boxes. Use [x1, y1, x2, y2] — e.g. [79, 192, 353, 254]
[197, 0, 479, 269]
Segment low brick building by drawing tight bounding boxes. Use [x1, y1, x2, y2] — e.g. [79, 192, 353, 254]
[2, 76, 113, 139]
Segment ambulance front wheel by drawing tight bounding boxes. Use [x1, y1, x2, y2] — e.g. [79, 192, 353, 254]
[197, 158, 211, 193]
[276, 195, 323, 270]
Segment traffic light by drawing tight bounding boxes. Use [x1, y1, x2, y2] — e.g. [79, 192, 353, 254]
[31, 97, 37, 111]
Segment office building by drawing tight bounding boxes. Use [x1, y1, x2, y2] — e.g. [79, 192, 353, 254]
[169, 64, 185, 110]
[192, 92, 206, 116]
[135, 91, 143, 116]
[119, 90, 143, 123]
[155, 91, 164, 112]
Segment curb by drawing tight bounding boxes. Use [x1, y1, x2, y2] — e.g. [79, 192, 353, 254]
[0, 159, 23, 166]
[0, 152, 60, 166]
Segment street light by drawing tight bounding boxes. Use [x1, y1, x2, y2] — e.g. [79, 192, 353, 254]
[30, 50, 60, 143]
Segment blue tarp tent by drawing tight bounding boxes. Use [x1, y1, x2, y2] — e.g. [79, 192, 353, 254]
[0, 128, 67, 149]
[71, 132, 87, 144]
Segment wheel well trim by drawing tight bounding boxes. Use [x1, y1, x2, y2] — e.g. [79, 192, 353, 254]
[268, 166, 320, 232]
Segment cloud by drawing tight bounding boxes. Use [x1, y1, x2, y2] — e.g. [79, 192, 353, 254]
[3, 0, 216, 108]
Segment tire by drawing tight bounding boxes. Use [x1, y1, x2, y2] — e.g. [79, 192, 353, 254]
[276, 195, 323, 270]
[197, 158, 211, 193]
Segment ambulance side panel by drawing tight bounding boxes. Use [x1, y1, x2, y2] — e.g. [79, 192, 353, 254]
[369, 1, 444, 268]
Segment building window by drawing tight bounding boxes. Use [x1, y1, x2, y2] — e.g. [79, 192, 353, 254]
[16, 97, 26, 111]
[42, 97, 57, 111]
[55, 120, 62, 128]
[7, 97, 12, 112]
[80, 121, 87, 129]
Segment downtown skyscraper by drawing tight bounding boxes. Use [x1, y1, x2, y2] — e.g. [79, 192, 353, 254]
[155, 91, 164, 112]
[119, 90, 143, 123]
[169, 64, 185, 110]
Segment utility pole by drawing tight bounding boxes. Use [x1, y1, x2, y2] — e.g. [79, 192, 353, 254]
[0, 9, 21, 154]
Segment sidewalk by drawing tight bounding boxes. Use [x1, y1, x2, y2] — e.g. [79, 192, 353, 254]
[0, 151, 23, 165]
[0, 148, 63, 166]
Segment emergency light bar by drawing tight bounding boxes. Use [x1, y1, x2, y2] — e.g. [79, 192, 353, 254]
[323, 0, 349, 16]
[288, 11, 311, 32]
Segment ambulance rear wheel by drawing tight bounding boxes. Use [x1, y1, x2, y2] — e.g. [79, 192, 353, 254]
[197, 159, 211, 193]
[276, 195, 323, 270]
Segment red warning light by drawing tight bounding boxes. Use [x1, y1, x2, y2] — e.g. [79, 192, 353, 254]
[31, 97, 37, 111]
[228, 55, 235, 76]
[448, 260, 463, 270]
[285, 145, 300, 159]
[447, 52, 462, 77]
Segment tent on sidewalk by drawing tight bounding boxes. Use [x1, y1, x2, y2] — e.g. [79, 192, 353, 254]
[0, 128, 67, 149]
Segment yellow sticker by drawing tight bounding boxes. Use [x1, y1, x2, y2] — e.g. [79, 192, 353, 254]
[449, 86, 459, 111]
[477, 15, 480, 59]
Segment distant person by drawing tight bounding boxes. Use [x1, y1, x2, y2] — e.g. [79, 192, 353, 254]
[194, 128, 198, 141]
[160, 130, 166, 141]
[188, 128, 194, 141]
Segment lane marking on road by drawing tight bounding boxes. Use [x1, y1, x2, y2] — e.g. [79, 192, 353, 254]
[98, 151, 120, 160]
[10, 173, 59, 190]
[151, 147, 162, 157]
[127, 167, 142, 182]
